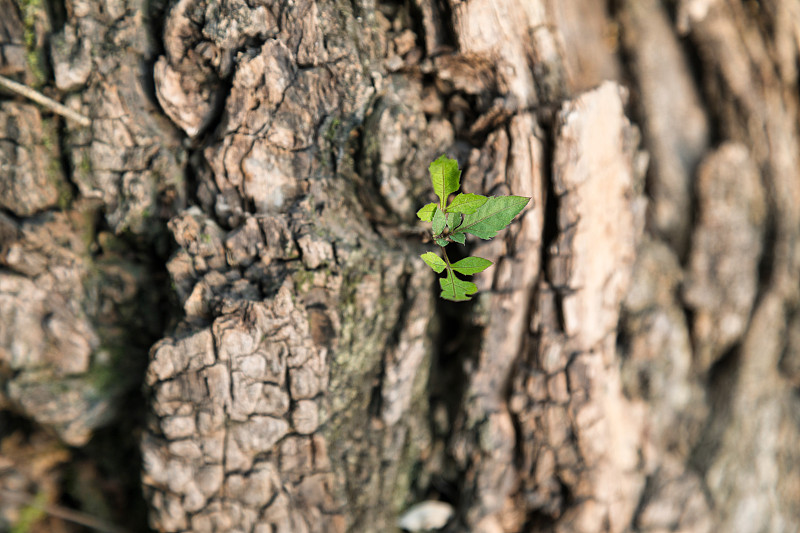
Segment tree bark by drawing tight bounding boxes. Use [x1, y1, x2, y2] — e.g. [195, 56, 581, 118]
[2, 0, 800, 532]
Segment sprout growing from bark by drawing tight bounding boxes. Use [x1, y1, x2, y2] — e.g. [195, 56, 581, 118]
[417, 155, 530, 301]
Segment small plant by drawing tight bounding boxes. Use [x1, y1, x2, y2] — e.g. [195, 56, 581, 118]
[417, 155, 530, 301]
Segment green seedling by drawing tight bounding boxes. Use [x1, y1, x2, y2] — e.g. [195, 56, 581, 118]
[417, 155, 530, 301]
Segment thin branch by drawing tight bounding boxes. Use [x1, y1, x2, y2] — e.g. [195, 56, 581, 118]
[0, 490, 127, 533]
[0, 74, 91, 127]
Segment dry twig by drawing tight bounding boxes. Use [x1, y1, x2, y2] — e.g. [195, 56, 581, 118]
[0, 74, 91, 126]
[0, 489, 127, 533]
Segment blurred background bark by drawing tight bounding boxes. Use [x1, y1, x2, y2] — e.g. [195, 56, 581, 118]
[1, 0, 799, 532]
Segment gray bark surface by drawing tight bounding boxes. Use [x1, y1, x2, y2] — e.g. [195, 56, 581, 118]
[1, 1, 800, 532]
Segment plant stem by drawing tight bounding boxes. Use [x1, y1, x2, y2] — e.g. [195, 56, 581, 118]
[440, 245, 453, 276]
[438, 245, 457, 299]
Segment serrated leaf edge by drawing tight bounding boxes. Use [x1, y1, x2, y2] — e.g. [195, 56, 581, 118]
[450, 256, 493, 275]
[417, 203, 437, 221]
[455, 196, 530, 238]
[420, 252, 446, 273]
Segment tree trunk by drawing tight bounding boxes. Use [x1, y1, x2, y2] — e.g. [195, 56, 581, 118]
[2, 0, 800, 532]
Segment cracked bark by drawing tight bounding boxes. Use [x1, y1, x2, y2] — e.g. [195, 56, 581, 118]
[2, 0, 800, 532]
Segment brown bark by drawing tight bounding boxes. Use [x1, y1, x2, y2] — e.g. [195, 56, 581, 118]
[2, 0, 800, 532]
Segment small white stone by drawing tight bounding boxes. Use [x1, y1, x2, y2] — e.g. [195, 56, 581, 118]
[397, 500, 454, 532]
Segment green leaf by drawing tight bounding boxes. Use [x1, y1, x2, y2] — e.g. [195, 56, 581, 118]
[446, 193, 488, 214]
[420, 252, 446, 273]
[451, 256, 493, 275]
[455, 196, 530, 240]
[432, 206, 446, 236]
[450, 233, 466, 245]
[445, 212, 462, 232]
[439, 270, 478, 302]
[429, 155, 461, 208]
[416, 203, 437, 221]
[434, 237, 449, 247]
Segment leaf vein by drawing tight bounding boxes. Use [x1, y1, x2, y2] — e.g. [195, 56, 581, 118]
[459, 203, 525, 231]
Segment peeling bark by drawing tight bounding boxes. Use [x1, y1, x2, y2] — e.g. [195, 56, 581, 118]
[2, 0, 800, 532]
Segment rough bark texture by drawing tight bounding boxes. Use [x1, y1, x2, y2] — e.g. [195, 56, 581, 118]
[2, 0, 800, 532]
